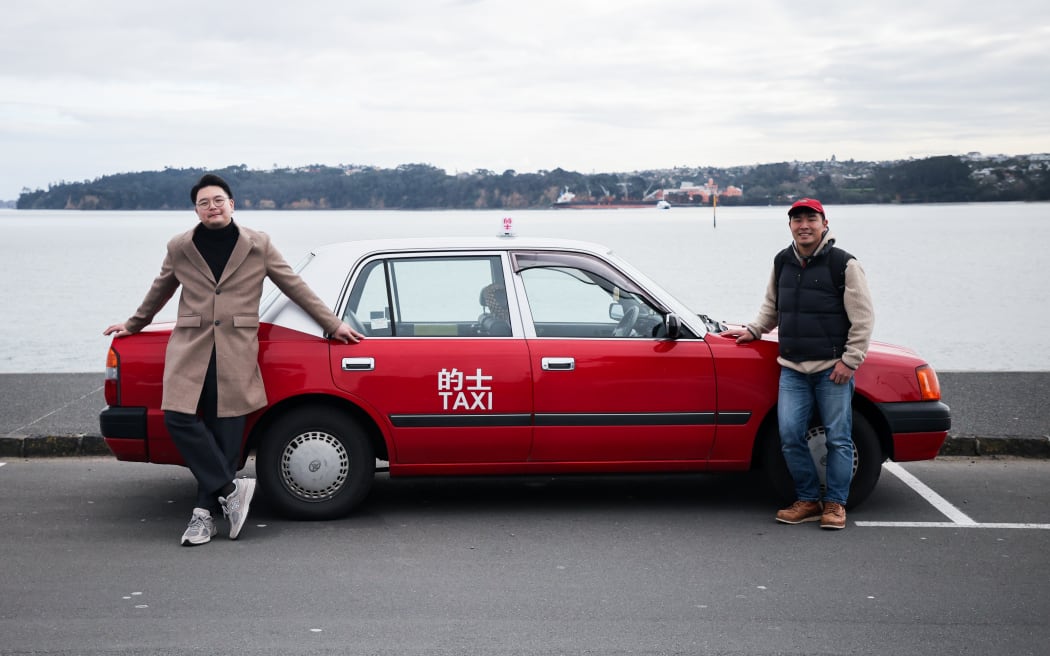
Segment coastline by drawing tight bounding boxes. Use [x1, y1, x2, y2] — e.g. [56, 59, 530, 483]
[0, 372, 1046, 459]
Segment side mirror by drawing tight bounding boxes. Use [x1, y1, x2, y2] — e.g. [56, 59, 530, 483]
[609, 303, 624, 321]
[663, 314, 681, 340]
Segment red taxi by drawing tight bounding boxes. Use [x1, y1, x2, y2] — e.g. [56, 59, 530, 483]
[100, 237, 951, 519]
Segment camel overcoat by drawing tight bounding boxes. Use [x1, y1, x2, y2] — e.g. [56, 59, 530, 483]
[124, 225, 342, 417]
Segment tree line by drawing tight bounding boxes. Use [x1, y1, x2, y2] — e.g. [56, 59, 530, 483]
[16, 154, 1050, 211]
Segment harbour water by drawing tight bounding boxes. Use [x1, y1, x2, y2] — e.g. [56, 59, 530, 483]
[1, 201, 1047, 373]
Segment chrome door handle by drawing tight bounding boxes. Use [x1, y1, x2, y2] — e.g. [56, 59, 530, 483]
[541, 357, 575, 371]
[342, 357, 375, 371]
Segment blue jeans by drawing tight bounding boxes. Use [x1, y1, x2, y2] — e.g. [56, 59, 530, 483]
[778, 366, 855, 506]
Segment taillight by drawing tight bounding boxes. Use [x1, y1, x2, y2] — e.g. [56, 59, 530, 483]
[916, 364, 941, 401]
[104, 347, 120, 406]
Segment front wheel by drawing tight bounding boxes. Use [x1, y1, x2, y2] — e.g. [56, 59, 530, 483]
[257, 407, 375, 520]
[761, 410, 882, 509]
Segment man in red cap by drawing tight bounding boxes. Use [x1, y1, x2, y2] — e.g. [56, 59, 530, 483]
[732, 198, 874, 529]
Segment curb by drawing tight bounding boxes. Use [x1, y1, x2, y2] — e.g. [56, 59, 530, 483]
[937, 434, 1050, 458]
[0, 434, 112, 459]
[2, 432, 1048, 460]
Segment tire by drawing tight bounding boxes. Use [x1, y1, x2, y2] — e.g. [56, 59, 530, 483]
[761, 410, 883, 509]
[257, 406, 375, 520]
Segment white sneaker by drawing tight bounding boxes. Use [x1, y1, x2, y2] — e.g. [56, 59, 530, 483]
[180, 508, 215, 546]
[220, 478, 256, 540]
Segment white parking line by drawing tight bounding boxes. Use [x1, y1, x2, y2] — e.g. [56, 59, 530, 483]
[856, 461, 1050, 530]
[856, 521, 1050, 529]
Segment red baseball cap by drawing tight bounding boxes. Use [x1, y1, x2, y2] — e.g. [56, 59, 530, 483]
[788, 198, 825, 217]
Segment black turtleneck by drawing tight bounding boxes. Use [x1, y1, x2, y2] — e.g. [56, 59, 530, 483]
[192, 221, 239, 281]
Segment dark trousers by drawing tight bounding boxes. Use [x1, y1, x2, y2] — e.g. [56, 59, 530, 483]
[163, 350, 246, 513]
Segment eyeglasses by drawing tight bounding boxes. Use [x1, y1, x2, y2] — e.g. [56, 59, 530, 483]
[196, 196, 230, 209]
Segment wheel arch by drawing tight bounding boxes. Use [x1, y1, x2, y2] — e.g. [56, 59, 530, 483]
[750, 407, 780, 469]
[246, 393, 389, 462]
[852, 392, 893, 461]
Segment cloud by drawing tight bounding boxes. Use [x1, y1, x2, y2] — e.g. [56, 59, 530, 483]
[2, 0, 1049, 198]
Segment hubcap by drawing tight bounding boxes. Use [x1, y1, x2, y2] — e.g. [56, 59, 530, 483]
[279, 430, 350, 501]
[806, 426, 860, 490]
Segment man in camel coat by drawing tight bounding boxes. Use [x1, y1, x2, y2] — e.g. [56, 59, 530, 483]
[105, 173, 362, 546]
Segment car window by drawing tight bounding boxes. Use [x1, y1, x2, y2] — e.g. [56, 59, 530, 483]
[344, 255, 510, 337]
[515, 255, 665, 339]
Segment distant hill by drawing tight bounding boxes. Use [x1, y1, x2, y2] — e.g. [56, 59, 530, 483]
[15, 154, 1050, 210]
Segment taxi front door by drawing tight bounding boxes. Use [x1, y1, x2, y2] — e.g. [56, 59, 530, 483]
[526, 337, 717, 463]
[514, 252, 717, 464]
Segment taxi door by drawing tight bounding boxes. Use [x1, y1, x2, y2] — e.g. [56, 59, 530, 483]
[330, 254, 533, 465]
[513, 251, 717, 464]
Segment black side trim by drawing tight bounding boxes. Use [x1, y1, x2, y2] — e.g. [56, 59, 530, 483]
[716, 412, 752, 426]
[389, 411, 751, 429]
[876, 401, 952, 433]
[390, 414, 532, 428]
[536, 412, 724, 427]
[99, 406, 148, 439]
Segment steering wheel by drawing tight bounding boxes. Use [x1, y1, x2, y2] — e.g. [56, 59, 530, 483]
[612, 305, 640, 337]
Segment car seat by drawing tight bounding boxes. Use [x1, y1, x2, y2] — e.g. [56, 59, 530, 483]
[478, 283, 512, 336]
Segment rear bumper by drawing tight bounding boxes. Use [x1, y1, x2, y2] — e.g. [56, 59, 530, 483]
[99, 406, 149, 462]
[878, 400, 952, 461]
[99, 406, 148, 439]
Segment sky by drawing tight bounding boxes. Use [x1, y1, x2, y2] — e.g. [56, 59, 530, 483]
[2, 0, 1049, 200]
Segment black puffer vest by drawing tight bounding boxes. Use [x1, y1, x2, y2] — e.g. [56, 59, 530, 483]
[776, 245, 853, 362]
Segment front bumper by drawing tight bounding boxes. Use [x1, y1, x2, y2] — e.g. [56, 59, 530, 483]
[877, 400, 952, 461]
[878, 400, 952, 434]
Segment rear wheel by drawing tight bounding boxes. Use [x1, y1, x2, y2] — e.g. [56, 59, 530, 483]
[762, 410, 882, 509]
[257, 407, 375, 520]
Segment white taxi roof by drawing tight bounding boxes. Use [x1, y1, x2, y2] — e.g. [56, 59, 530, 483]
[309, 236, 616, 261]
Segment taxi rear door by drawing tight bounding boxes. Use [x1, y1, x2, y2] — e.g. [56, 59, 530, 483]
[330, 253, 533, 465]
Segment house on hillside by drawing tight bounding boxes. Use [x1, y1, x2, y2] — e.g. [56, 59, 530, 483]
[644, 178, 742, 205]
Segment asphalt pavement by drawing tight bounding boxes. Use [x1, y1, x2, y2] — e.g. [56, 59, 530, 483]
[0, 371, 1048, 458]
[2, 456, 1049, 655]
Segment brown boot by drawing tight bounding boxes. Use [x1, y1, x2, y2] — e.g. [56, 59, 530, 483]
[775, 500, 823, 524]
[820, 502, 847, 530]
